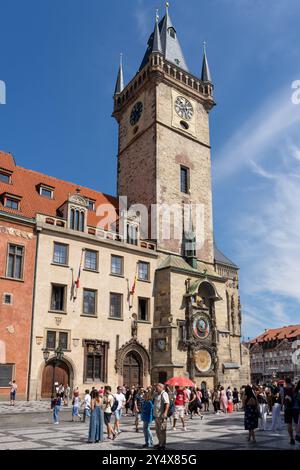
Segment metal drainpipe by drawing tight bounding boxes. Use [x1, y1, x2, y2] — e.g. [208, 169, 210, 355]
[26, 227, 40, 401]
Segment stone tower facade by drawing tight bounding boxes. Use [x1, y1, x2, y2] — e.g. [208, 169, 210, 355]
[112, 7, 249, 389]
[113, 10, 214, 262]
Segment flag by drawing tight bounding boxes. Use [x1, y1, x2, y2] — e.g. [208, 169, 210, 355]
[130, 272, 137, 296]
[73, 249, 84, 299]
[129, 264, 138, 309]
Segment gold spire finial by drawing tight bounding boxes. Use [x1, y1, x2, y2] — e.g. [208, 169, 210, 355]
[166, 1, 169, 12]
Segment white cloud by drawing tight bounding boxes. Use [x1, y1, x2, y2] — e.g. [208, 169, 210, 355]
[214, 84, 300, 182]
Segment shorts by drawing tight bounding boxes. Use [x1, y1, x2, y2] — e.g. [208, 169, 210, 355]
[174, 406, 185, 419]
[10, 392, 16, 400]
[135, 412, 141, 419]
[115, 409, 122, 420]
[284, 409, 299, 425]
[104, 412, 112, 425]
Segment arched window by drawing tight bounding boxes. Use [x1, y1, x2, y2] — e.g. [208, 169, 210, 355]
[80, 211, 85, 232]
[70, 209, 75, 229]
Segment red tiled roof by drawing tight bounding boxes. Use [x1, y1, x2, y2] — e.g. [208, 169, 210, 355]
[0, 151, 118, 227]
[251, 324, 300, 343]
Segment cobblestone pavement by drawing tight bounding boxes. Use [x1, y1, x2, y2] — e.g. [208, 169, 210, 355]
[0, 401, 71, 414]
[0, 407, 298, 450]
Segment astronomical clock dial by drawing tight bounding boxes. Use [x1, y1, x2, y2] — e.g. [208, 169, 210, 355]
[130, 101, 143, 126]
[192, 313, 210, 340]
[174, 95, 194, 121]
[194, 349, 212, 373]
[156, 338, 166, 351]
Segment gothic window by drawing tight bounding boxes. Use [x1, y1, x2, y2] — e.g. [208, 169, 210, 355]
[83, 340, 109, 383]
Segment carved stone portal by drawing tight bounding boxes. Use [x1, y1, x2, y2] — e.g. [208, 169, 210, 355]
[115, 338, 150, 377]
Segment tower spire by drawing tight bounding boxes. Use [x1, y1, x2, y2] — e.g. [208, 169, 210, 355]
[114, 53, 124, 95]
[153, 9, 163, 53]
[201, 42, 212, 83]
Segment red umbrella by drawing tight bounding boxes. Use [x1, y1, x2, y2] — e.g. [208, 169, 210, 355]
[165, 377, 195, 387]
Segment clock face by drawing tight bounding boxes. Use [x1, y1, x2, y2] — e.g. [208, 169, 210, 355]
[194, 349, 212, 373]
[192, 313, 210, 340]
[157, 339, 166, 351]
[130, 101, 143, 126]
[174, 96, 194, 121]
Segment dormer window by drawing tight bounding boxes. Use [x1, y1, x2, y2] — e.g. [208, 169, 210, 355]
[39, 184, 54, 199]
[0, 171, 11, 184]
[87, 199, 95, 211]
[168, 27, 176, 39]
[3, 193, 21, 210]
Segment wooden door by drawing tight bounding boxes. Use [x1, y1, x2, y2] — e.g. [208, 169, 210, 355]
[123, 353, 141, 388]
[41, 361, 70, 398]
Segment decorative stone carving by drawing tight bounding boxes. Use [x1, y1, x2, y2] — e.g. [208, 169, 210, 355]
[72, 338, 80, 347]
[68, 194, 88, 207]
[0, 225, 33, 240]
[6, 325, 15, 334]
[36, 336, 43, 345]
[131, 313, 138, 338]
[55, 317, 62, 326]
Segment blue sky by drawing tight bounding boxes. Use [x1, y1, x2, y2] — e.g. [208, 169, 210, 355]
[1, 0, 300, 338]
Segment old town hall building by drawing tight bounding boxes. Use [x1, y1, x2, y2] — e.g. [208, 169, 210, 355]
[0, 6, 249, 400]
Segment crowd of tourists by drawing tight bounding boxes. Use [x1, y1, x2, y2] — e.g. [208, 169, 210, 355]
[49, 377, 300, 449]
[242, 378, 300, 445]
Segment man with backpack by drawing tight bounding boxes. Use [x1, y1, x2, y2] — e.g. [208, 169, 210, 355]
[103, 385, 117, 440]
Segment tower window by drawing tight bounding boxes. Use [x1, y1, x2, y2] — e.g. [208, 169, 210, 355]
[180, 166, 190, 194]
[168, 27, 176, 39]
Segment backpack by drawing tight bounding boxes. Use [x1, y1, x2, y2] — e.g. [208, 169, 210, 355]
[167, 400, 175, 417]
[111, 395, 118, 413]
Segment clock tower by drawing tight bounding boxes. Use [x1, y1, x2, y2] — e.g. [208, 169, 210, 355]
[113, 5, 215, 264]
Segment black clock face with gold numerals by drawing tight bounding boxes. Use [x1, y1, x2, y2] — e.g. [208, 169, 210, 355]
[130, 101, 143, 126]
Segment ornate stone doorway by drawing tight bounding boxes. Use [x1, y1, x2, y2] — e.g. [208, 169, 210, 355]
[123, 352, 141, 388]
[115, 338, 150, 388]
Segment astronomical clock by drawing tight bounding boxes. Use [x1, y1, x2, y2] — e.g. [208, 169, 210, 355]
[180, 281, 219, 380]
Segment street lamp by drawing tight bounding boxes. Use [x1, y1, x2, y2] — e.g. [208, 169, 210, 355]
[42, 347, 64, 397]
